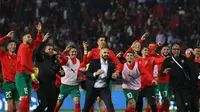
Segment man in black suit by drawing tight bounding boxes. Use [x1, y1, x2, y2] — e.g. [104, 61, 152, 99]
[83, 48, 117, 112]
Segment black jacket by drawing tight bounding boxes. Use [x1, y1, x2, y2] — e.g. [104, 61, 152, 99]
[160, 55, 198, 91]
[35, 42, 64, 85]
[195, 60, 200, 84]
[86, 59, 115, 90]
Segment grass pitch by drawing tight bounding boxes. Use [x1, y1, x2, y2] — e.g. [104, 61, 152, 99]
[59, 110, 176, 112]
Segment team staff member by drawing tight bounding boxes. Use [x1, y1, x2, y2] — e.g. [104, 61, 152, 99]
[160, 43, 198, 112]
[16, 23, 43, 112]
[0, 31, 18, 112]
[83, 37, 122, 112]
[34, 35, 65, 112]
[193, 46, 200, 112]
[83, 48, 117, 112]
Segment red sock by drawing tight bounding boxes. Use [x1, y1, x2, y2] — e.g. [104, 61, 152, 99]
[54, 103, 61, 112]
[105, 109, 108, 112]
[157, 106, 159, 112]
[125, 108, 129, 112]
[164, 106, 169, 112]
[125, 107, 135, 112]
[157, 105, 163, 112]
[6, 110, 12, 112]
[75, 103, 80, 112]
[19, 97, 29, 112]
[28, 95, 31, 111]
[89, 105, 94, 112]
[145, 108, 151, 112]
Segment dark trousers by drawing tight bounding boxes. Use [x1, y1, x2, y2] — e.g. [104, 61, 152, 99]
[192, 86, 200, 112]
[83, 87, 114, 112]
[136, 86, 157, 112]
[173, 88, 193, 112]
[34, 83, 57, 112]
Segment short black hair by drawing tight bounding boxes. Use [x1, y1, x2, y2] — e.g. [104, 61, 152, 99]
[8, 40, 16, 44]
[97, 36, 106, 41]
[126, 51, 135, 55]
[69, 45, 77, 51]
[44, 43, 53, 50]
[162, 45, 169, 49]
[69, 45, 76, 49]
[141, 46, 148, 50]
[171, 43, 181, 48]
[45, 43, 53, 47]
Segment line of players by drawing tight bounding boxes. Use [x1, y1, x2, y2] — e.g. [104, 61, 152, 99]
[0, 22, 200, 112]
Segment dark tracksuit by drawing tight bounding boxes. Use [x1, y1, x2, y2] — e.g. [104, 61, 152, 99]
[193, 61, 200, 112]
[160, 55, 198, 112]
[34, 43, 64, 112]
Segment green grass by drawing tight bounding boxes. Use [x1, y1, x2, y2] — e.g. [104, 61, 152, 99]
[59, 110, 124, 112]
[59, 110, 176, 112]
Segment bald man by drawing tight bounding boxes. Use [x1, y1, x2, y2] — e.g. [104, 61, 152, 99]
[83, 48, 117, 112]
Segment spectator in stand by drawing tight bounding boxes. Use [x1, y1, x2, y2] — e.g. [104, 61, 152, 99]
[156, 30, 166, 44]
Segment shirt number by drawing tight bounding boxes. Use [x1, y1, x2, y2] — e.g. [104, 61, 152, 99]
[127, 92, 133, 99]
[162, 91, 168, 97]
[5, 91, 12, 99]
[58, 94, 64, 100]
[24, 87, 28, 95]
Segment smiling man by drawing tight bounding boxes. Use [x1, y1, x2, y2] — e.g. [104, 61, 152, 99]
[16, 23, 43, 112]
[160, 43, 198, 112]
[54, 45, 81, 112]
[34, 34, 65, 112]
[83, 48, 117, 112]
[0, 31, 18, 112]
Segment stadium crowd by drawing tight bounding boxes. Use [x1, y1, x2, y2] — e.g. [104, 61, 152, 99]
[0, 0, 200, 57]
[0, 0, 200, 112]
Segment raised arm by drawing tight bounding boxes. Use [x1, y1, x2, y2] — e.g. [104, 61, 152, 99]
[58, 56, 69, 65]
[35, 33, 50, 62]
[30, 23, 43, 50]
[0, 31, 14, 57]
[82, 41, 94, 64]
[123, 47, 134, 58]
[149, 43, 162, 56]
[108, 50, 122, 72]
[61, 46, 71, 56]
[138, 32, 148, 44]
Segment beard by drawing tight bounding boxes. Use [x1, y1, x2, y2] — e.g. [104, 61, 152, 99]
[26, 41, 31, 45]
[102, 55, 108, 60]
[162, 53, 169, 57]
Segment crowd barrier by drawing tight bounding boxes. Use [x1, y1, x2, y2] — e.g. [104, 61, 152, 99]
[0, 91, 176, 111]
